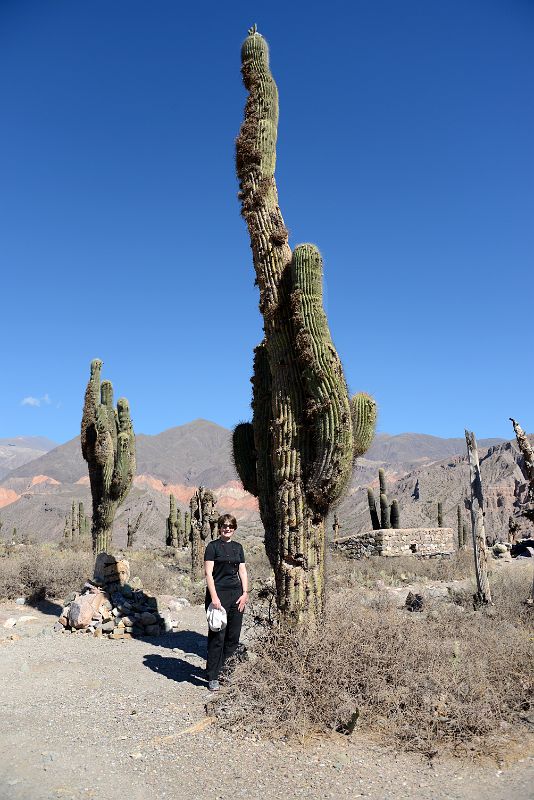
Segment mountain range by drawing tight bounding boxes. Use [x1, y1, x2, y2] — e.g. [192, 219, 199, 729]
[1, 419, 528, 547]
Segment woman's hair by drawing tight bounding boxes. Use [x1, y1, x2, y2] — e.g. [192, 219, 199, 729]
[218, 513, 237, 530]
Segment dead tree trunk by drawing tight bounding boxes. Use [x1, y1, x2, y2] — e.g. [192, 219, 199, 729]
[465, 430, 492, 605]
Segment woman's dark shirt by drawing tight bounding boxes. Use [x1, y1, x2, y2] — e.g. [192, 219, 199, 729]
[204, 538, 245, 589]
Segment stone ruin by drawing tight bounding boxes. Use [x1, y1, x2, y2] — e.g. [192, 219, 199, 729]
[333, 527, 455, 559]
[55, 553, 189, 638]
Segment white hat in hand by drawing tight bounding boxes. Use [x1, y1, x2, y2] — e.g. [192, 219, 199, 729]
[206, 603, 227, 632]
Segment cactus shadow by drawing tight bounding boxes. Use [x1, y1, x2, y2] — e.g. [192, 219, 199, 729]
[143, 653, 206, 687]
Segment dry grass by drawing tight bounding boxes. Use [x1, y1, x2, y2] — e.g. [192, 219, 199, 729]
[0, 544, 93, 601]
[218, 562, 533, 758]
[0, 543, 202, 603]
[328, 549, 474, 592]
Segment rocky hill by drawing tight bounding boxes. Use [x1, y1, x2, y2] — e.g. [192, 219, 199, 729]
[1, 419, 525, 548]
[0, 436, 57, 480]
[335, 439, 533, 544]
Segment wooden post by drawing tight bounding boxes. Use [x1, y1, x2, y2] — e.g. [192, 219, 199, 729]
[332, 513, 341, 539]
[465, 430, 492, 605]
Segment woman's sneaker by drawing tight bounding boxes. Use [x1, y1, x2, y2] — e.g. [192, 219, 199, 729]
[208, 680, 220, 692]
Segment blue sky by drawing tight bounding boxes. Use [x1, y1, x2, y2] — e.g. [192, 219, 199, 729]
[1, 0, 532, 443]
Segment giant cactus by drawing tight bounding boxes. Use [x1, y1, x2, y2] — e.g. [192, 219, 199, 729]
[81, 359, 136, 554]
[233, 27, 375, 622]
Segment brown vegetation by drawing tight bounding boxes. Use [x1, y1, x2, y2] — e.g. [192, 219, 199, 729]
[217, 558, 533, 758]
[0, 543, 202, 603]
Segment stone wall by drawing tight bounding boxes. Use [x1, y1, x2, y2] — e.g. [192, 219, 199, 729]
[333, 527, 455, 559]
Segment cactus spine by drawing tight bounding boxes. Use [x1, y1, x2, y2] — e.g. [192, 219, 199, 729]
[81, 359, 136, 555]
[190, 486, 217, 580]
[233, 27, 375, 622]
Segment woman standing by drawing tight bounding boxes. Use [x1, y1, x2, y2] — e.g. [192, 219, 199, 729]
[204, 513, 248, 691]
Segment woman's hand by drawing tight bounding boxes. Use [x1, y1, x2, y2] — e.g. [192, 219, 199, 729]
[211, 596, 222, 610]
[236, 591, 248, 613]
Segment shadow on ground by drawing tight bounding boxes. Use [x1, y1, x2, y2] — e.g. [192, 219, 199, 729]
[136, 629, 207, 658]
[143, 653, 207, 687]
[28, 598, 63, 617]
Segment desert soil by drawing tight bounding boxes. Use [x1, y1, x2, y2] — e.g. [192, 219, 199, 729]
[1, 600, 532, 800]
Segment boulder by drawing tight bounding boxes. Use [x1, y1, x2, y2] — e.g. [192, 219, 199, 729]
[68, 591, 104, 629]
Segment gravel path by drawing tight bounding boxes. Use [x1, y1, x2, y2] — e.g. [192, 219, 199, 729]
[1, 601, 532, 800]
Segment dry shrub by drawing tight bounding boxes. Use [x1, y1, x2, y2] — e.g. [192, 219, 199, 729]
[0, 545, 93, 600]
[218, 571, 533, 756]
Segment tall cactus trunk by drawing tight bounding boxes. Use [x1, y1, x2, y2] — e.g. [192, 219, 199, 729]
[465, 430, 492, 605]
[233, 28, 375, 624]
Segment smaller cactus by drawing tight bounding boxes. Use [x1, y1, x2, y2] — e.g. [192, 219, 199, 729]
[390, 499, 400, 529]
[378, 468, 386, 497]
[380, 493, 390, 529]
[367, 487, 380, 530]
[166, 494, 179, 547]
[184, 510, 191, 546]
[457, 505, 463, 549]
[127, 510, 143, 548]
[437, 502, 443, 528]
[412, 479, 420, 501]
[190, 487, 218, 580]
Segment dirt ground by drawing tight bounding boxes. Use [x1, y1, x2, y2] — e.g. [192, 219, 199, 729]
[1, 600, 532, 800]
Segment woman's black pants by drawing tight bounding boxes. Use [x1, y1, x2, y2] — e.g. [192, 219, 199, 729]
[205, 586, 244, 682]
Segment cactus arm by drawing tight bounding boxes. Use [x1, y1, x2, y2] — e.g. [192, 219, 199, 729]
[290, 243, 354, 510]
[81, 359, 102, 461]
[232, 422, 258, 497]
[350, 393, 377, 459]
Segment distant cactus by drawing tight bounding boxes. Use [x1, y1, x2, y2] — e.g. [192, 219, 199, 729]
[367, 488, 380, 530]
[378, 468, 387, 497]
[81, 359, 136, 554]
[412, 479, 420, 501]
[437, 502, 443, 528]
[63, 500, 90, 544]
[390, 499, 400, 529]
[457, 505, 463, 549]
[127, 510, 143, 548]
[232, 27, 375, 622]
[184, 510, 191, 547]
[166, 494, 180, 547]
[190, 486, 218, 580]
[380, 493, 391, 529]
[78, 502, 90, 539]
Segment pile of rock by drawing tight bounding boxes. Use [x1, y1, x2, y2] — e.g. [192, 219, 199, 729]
[55, 554, 190, 639]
